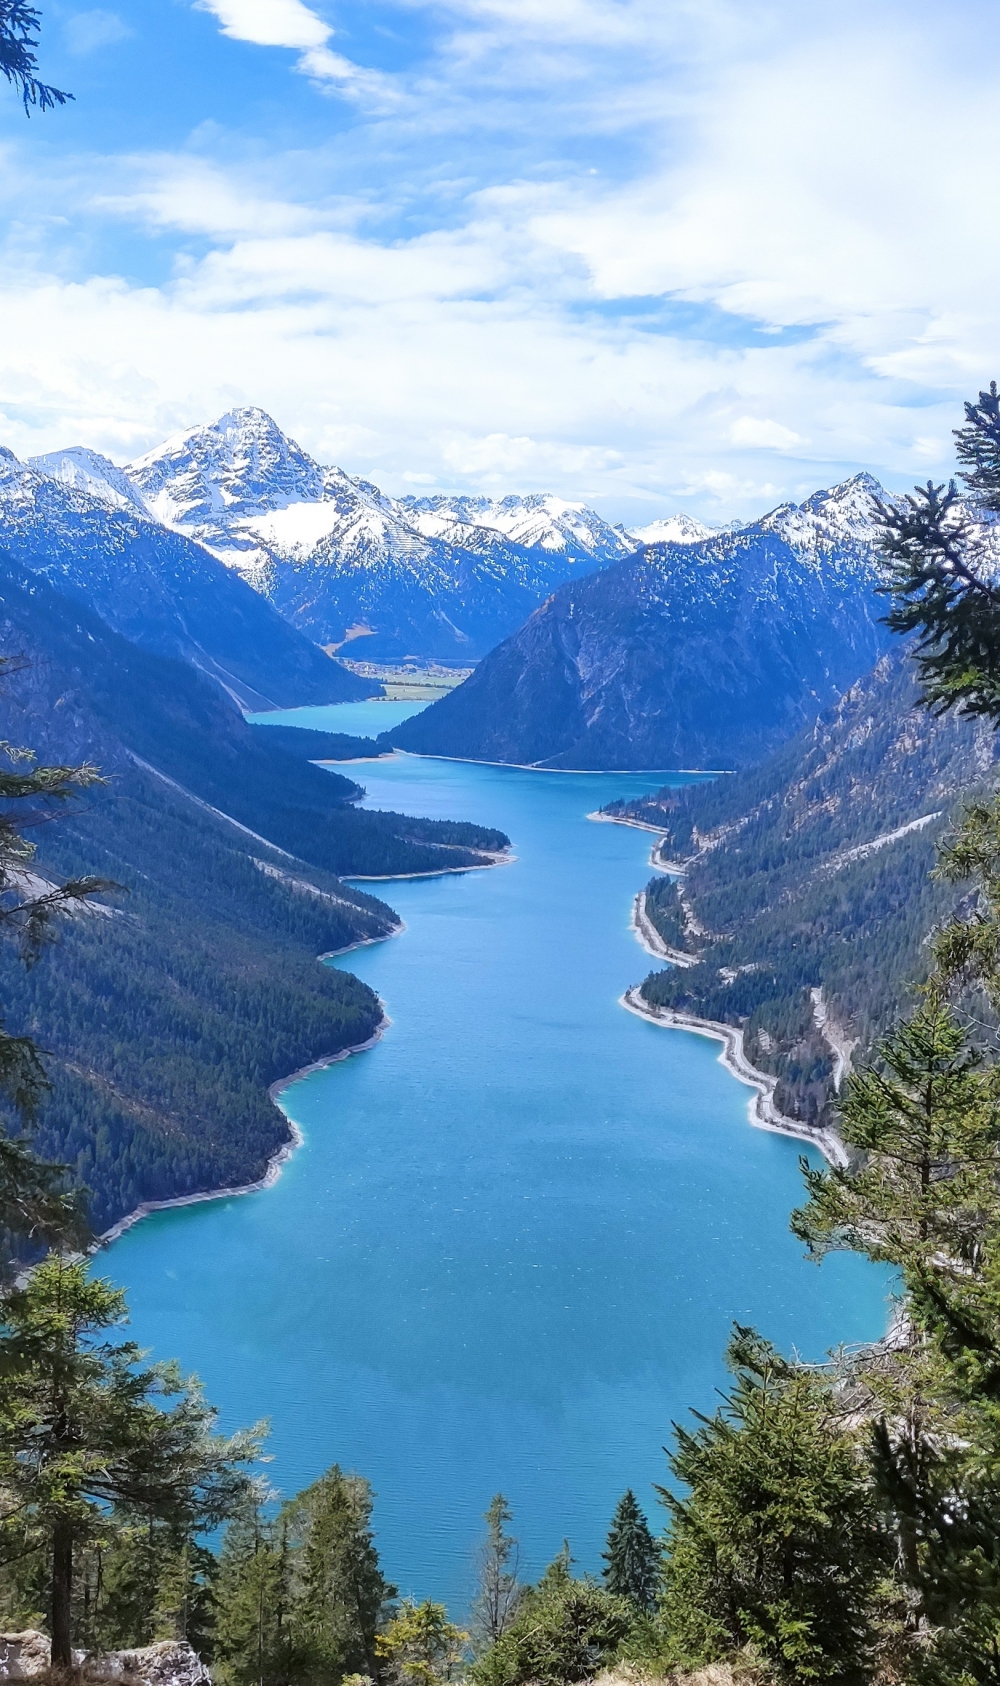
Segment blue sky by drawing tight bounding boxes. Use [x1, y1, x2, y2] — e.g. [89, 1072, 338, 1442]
[0, 0, 997, 522]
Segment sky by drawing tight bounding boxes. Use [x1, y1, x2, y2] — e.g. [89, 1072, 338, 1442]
[0, 0, 998, 523]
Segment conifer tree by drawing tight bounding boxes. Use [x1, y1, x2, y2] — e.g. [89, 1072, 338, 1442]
[469, 1561, 632, 1686]
[659, 1327, 885, 1685]
[791, 984, 1000, 1669]
[791, 990, 1000, 1273]
[0, 1257, 259, 1666]
[472, 1494, 522, 1648]
[375, 1599, 466, 1686]
[0, 718, 112, 1254]
[213, 1504, 295, 1686]
[154, 1536, 218, 1655]
[601, 1490, 659, 1611]
[0, 1, 71, 110]
[287, 1466, 394, 1683]
[878, 381, 1000, 722]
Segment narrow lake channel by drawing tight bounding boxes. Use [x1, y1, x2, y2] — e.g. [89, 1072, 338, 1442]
[105, 701, 890, 1612]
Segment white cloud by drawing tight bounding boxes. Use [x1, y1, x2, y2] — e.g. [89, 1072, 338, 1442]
[192, 0, 395, 99]
[63, 9, 132, 54]
[729, 418, 802, 451]
[195, 0, 329, 50]
[2, 0, 1000, 523]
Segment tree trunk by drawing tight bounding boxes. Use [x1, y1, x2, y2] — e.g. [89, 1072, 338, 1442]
[51, 1522, 74, 1669]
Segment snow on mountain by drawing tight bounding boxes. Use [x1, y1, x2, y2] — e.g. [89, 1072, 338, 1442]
[402, 492, 632, 562]
[627, 513, 715, 546]
[127, 406, 326, 533]
[28, 447, 150, 516]
[18, 407, 909, 670]
[392, 474, 898, 770]
[761, 472, 888, 564]
[114, 408, 633, 659]
[0, 445, 367, 709]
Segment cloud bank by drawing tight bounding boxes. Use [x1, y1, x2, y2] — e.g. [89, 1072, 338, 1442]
[0, 0, 995, 521]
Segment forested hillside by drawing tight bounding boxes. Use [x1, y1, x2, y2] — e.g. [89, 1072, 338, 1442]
[0, 559, 508, 1237]
[0, 554, 508, 879]
[3, 762, 392, 1238]
[392, 478, 891, 770]
[0, 454, 369, 710]
[607, 651, 1000, 1125]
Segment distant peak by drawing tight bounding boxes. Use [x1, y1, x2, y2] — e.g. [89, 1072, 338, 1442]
[30, 447, 150, 515]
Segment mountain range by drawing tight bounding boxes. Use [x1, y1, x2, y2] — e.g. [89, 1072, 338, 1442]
[392, 475, 894, 770]
[0, 546, 508, 1240]
[29, 408, 693, 665]
[1, 446, 366, 712]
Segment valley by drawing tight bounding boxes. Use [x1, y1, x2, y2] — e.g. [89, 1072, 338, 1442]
[99, 709, 890, 1609]
[3, 389, 997, 1660]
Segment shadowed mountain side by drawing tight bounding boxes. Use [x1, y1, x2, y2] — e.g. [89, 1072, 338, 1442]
[391, 531, 891, 770]
[0, 564, 507, 1242]
[0, 553, 509, 880]
[0, 449, 371, 710]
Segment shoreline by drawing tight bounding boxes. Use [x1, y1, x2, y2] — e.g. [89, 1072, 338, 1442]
[588, 810, 669, 834]
[394, 750, 729, 776]
[620, 986, 848, 1169]
[319, 919, 406, 958]
[97, 914, 404, 1248]
[349, 847, 514, 882]
[586, 810, 688, 874]
[99, 1018, 388, 1249]
[630, 892, 699, 968]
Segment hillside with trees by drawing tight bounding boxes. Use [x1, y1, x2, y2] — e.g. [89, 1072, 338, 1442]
[607, 648, 1000, 1126]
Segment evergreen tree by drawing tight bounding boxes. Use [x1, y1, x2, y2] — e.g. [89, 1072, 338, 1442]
[878, 381, 1000, 722]
[791, 985, 1000, 1672]
[154, 1536, 218, 1655]
[213, 1504, 295, 1686]
[287, 1466, 395, 1683]
[91, 1523, 163, 1649]
[375, 1599, 466, 1686]
[601, 1491, 659, 1611]
[0, 1, 70, 110]
[658, 1327, 886, 1685]
[470, 1567, 632, 1686]
[791, 990, 1000, 1273]
[471, 1494, 522, 1649]
[0, 720, 111, 1253]
[0, 1256, 258, 1665]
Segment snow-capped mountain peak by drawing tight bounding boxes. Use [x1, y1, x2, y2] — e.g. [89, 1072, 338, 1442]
[29, 447, 150, 516]
[127, 406, 327, 531]
[626, 513, 716, 546]
[761, 472, 890, 562]
[400, 491, 632, 560]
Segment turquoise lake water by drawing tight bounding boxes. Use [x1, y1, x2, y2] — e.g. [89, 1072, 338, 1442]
[106, 701, 890, 1612]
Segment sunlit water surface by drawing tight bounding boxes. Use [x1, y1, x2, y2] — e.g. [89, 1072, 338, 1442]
[107, 701, 890, 1611]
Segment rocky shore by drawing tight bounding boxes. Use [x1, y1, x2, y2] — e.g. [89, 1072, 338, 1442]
[620, 986, 848, 1168]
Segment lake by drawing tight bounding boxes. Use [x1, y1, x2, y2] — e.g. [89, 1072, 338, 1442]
[105, 699, 890, 1613]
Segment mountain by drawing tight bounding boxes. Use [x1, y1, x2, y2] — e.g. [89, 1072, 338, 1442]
[0, 549, 507, 879]
[391, 475, 893, 770]
[609, 646, 1000, 1128]
[116, 409, 632, 661]
[400, 491, 632, 560]
[1, 447, 368, 710]
[0, 555, 508, 1239]
[626, 513, 716, 545]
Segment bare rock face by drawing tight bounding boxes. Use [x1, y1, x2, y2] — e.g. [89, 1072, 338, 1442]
[96, 1641, 211, 1686]
[0, 1632, 52, 1678]
[0, 1633, 210, 1686]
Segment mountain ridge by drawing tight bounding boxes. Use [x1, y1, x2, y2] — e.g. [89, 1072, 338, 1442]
[0, 445, 369, 710]
[391, 474, 893, 770]
[26, 408, 712, 663]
